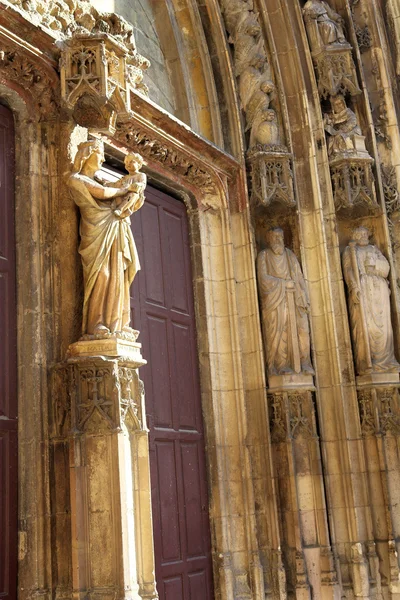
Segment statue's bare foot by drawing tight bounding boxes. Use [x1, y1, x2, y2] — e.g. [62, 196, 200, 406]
[301, 363, 315, 375]
[93, 324, 110, 334]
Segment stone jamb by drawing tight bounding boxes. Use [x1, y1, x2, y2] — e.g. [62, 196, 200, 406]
[106, 109, 267, 598]
[0, 82, 56, 600]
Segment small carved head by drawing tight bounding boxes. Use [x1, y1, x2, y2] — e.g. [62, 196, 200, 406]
[260, 79, 276, 95]
[351, 226, 370, 246]
[73, 139, 105, 174]
[264, 109, 277, 122]
[267, 227, 285, 255]
[331, 94, 347, 114]
[124, 152, 144, 174]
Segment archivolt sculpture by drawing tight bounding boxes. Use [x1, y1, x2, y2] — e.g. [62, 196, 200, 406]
[220, 0, 295, 209]
[68, 139, 146, 337]
[342, 227, 400, 375]
[257, 228, 314, 377]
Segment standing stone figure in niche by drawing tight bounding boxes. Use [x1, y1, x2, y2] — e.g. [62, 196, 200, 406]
[342, 227, 400, 375]
[303, 0, 347, 51]
[68, 139, 146, 337]
[257, 228, 314, 376]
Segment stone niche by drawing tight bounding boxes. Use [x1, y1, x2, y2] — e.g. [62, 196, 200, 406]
[60, 33, 133, 133]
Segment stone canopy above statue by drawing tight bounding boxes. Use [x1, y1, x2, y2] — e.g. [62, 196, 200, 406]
[303, 0, 361, 98]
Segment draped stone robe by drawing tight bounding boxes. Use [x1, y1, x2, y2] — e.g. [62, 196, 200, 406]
[303, 0, 346, 51]
[69, 172, 140, 335]
[257, 248, 313, 375]
[342, 243, 400, 374]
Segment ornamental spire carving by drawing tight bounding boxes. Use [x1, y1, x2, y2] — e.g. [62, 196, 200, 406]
[219, 0, 295, 211]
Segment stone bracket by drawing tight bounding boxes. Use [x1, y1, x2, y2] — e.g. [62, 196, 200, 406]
[247, 146, 295, 210]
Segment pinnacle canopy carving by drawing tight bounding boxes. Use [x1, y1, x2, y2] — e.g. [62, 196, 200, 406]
[7, 0, 150, 94]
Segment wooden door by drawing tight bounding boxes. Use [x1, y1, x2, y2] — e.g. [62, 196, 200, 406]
[0, 104, 17, 600]
[131, 186, 214, 600]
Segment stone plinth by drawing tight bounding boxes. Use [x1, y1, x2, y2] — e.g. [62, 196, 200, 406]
[357, 371, 400, 388]
[268, 372, 315, 392]
[53, 341, 158, 600]
[68, 337, 147, 365]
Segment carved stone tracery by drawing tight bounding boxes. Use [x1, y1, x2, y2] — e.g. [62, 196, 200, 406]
[60, 34, 133, 132]
[53, 358, 144, 436]
[302, 1, 377, 215]
[219, 0, 294, 210]
[357, 387, 400, 437]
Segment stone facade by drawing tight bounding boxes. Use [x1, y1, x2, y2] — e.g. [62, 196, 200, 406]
[3, 0, 400, 599]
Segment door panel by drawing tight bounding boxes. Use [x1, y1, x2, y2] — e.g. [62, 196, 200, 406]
[0, 104, 17, 600]
[131, 186, 214, 600]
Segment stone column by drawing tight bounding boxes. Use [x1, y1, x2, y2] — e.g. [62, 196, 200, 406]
[357, 376, 400, 598]
[267, 377, 339, 600]
[53, 338, 158, 600]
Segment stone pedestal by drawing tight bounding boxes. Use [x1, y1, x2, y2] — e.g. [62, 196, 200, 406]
[356, 372, 400, 590]
[52, 340, 158, 600]
[329, 150, 377, 214]
[246, 145, 295, 210]
[268, 372, 314, 392]
[267, 373, 339, 599]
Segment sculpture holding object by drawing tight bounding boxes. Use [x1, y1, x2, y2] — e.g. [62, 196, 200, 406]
[342, 227, 400, 379]
[67, 139, 146, 342]
[257, 228, 314, 388]
[303, 0, 361, 98]
[324, 95, 377, 212]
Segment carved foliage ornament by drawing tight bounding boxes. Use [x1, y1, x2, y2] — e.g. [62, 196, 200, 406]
[0, 49, 58, 118]
[115, 122, 216, 194]
[8, 0, 150, 93]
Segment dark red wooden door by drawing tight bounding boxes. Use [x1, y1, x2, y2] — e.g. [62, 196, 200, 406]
[0, 104, 17, 600]
[131, 186, 214, 600]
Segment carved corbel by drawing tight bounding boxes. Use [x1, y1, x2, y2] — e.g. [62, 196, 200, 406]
[324, 95, 378, 214]
[247, 145, 295, 210]
[60, 34, 135, 133]
[303, 0, 361, 99]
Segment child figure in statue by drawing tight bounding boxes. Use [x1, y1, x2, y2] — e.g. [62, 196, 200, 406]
[111, 153, 147, 218]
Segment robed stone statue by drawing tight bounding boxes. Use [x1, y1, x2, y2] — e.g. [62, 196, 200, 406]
[257, 228, 314, 377]
[68, 139, 146, 337]
[303, 0, 347, 52]
[342, 227, 400, 375]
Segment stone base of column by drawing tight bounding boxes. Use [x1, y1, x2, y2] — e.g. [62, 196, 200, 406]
[52, 342, 158, 600]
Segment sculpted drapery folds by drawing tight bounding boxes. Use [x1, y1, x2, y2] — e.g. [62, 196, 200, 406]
[324, 94, 361, 157]
[257, 228, 314, 377]
[303, 0, 347, 52]
[68, 139, 146, 337]
[342, 227, 400, 375]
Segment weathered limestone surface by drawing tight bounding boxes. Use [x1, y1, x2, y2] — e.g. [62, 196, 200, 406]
[3, 0, 400, 599]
